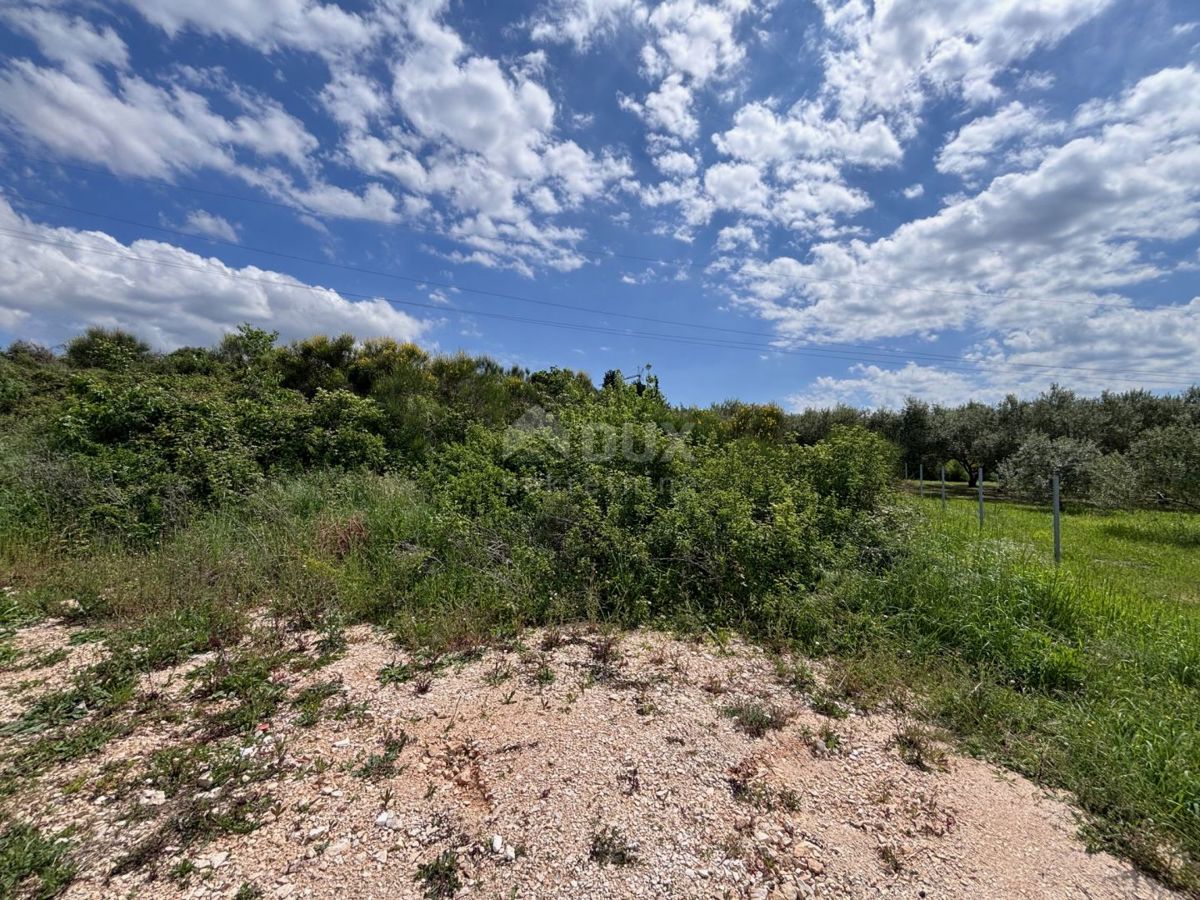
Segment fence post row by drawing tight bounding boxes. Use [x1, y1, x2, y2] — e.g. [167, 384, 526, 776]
[977, 467, 985, 527]
[919, 463, 924, 498]
[940, 464, 946, 511]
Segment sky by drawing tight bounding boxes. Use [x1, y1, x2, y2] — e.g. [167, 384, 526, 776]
[0, 0, 1198, 410]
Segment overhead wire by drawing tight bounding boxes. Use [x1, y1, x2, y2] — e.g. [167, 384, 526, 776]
[1, 223, 1197, 389]
[2, 190, 1199, 383]
[0, 149, 1157, 313]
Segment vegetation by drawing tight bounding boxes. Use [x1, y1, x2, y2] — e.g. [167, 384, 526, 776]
[0, 820, 75, 899]
[1, 328, 1199, 891]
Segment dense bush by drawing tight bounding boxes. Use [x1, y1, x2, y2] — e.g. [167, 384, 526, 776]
[63, 327, 151, 371]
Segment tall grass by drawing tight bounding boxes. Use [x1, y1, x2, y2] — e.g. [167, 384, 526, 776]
[806, 498, 1200, 890]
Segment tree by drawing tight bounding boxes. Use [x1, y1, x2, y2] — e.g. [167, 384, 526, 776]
[931, 402, 1006, 486]
[64, 327, 151, 370]
[1128, 425, 1200, 509]
[217, 324, 278, 369]
[998, 433, 1100, 501]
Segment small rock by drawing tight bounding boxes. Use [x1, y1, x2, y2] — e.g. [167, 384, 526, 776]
[333, 739, 351, 749]
[138, 788, 167, 807]
[491, 835, 504, 854]
[375, 812, 402, 830]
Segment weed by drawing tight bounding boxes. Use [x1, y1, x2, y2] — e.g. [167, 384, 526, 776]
[810, 690, 848, 720]
[589, 634, 622, 680]
[0, 819, 75, 898]
[818, 725, 842, 753]
[533, 656, 555, 686]
[169, 859, 196, 884]
[589, 826, 638, 866]
[357, 732, 412, 780]
[415, 850, 460, 899]
[378, 661, 415, 686]
[291, 678, 343, 727]
[877, 843, 903, 874]
[412, 673, 433, 696]
[234, 883, 264, 900]
[774, 657, 815, 692]
[483, 659, 513, 685]
[890, 724, 946, 772]
[722, 701, 788, 737]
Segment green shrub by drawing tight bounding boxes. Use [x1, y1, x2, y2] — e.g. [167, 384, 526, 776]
[64, 327, 151, 371]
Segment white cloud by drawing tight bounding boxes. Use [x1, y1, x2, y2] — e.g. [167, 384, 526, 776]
[728, 65, 1200, 396]
[0, 8, 128, 84]
[936, 102, 1060, 177]
[815, 0, 1113, 130]
[183, 210, 240, 242]
[123, 0, 370, 54]
[0, 197, 429, 349]
[625, 72, 699, 140]
[704, 161, 769, 216]
[902, 183, 924, 199]
[787, 363, 990, 411]
[529, 0, 647, 48]
[715, 221, 759, 251]
[653, 150, 699, 177]
[0, 59, 317, 179]
[713, 101, 902, 168]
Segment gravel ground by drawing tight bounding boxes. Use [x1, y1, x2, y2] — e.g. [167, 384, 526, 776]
[0, 621, 1176, 900]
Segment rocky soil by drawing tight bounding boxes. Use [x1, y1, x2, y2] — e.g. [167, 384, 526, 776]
[0, 620, 1175, 900]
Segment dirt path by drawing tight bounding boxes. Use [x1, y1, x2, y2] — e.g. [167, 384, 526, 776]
[0, 623, 1174, 899]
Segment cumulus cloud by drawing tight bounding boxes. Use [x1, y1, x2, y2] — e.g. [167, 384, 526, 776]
[0, 196, 428, 349]
[729, 65, 1200, 395]
[529, 0, 646, 48]
[182, 210, 240, 242]
[787, 363, 992, 411]
[122, 0, 370, 54]
[936, 102, 1060, 178]
[815, 0, 1113, 129]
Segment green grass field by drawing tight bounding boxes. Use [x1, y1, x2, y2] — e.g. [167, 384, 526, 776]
[911, 493, 1200, 607]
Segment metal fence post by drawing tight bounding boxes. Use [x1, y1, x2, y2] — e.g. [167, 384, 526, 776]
[977, 466, 985, 527]
[919, 463, 924, 498]
[940, 464, 946, 511]
[1052, 471, 1062, 565]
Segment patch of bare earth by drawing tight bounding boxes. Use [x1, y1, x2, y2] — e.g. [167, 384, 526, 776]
[0, 624, 1175, 899]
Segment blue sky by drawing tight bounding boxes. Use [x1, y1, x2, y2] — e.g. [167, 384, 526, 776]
[0, 0, 1198, 409]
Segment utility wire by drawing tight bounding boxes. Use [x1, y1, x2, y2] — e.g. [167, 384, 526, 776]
[0, 150, 1155, 312]
[2, 225, 1197, 389]
[2, 194, 1197, 383]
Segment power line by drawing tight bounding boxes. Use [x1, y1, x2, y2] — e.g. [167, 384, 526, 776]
[0, 150, 1153, 313]
[1, 225, 1197, 389]
[2, 192, 1196, 383]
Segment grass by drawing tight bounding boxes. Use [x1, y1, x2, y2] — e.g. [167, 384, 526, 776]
[912, 493, 1200, 605]
[721, 700, 789, 737]
[0, 820, 75, 899]
[815, 496, 1200, 890]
